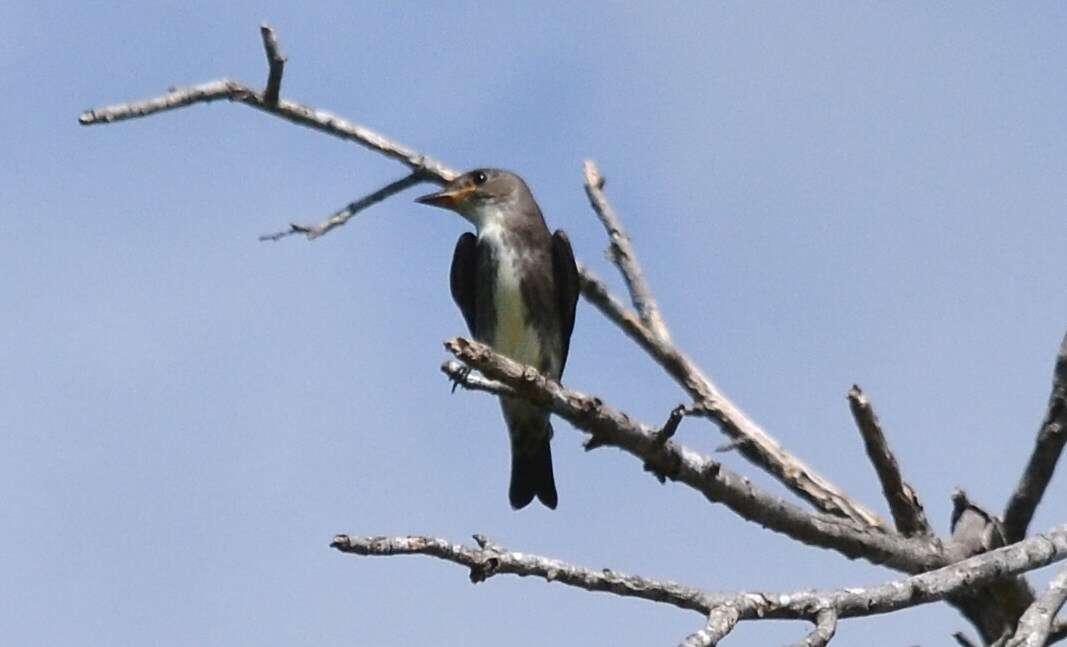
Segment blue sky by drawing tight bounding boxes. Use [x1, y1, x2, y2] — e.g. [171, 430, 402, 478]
[4, 3, 1067, 645]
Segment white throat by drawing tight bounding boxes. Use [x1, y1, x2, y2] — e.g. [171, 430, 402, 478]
[467, 202, 511, 236]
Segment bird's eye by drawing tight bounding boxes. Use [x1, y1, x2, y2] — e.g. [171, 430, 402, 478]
[472, 171, 488, 186]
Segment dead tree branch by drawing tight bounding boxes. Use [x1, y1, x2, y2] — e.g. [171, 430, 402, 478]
[331, 525, 1067, 636]
[582, 159, 671, 342]
[444, 337, 940, 571]
[577, 266, 883, 527]
[330, 533, 711, 613]
[1004, 332, 1067, 544]
[80, 76, 456, 181]
[847, 385, 932, 536]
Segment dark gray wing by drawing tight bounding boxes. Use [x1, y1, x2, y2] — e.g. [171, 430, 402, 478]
[551, 229, 580, 374]
[450, 232, 479, 336]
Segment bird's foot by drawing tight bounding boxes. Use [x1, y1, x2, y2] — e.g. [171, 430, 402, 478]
[450, 365, 472, 393]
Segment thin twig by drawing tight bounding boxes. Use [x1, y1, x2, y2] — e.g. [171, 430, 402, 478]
[679, 607, 740, 647]
[259, 173, 424, 241]
[1003, 331, 1067, 543]
[847, 385, 932, 536]
[259, 23, 286, 105]
[582, 160, 670, 342]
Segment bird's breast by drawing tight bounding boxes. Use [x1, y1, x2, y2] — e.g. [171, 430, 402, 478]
[479, 227, 542, 368]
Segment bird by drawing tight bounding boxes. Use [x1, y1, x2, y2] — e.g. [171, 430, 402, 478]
[416, 169, 579, 509]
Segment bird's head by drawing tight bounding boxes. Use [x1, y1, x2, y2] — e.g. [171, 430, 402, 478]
[416, 168, 531, 226]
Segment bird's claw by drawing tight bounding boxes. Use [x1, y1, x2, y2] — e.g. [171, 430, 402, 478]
[450, 365, 472, 393]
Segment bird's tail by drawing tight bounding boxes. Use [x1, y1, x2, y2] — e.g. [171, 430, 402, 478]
[509, 434, 557, 510]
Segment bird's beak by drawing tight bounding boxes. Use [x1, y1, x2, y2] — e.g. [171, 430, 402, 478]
[415, 185, 474, 210]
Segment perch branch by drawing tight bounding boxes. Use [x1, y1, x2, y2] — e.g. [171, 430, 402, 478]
[582, 159, 671, 342]
[1003, 331, 1067, 544]
[847, 385, 932, 536]
[444, 337, 940, 571]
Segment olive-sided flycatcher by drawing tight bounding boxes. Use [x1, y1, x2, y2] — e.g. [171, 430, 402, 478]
[416, 169, 579, 510]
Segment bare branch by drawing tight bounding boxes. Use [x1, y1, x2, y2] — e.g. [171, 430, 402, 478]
[330, 533, 711, 613]
[1004, 331, 1067, 544]
[79, 80, 458, 183]
[1006, 565, 1067, 647]
[259, 173, 424, 241]
[789, 609, 838, 647]
[680, 607, 740, 647]
[578, 266, 884, 528]
[847, 385, 932, 536]
[953, 631, 980, 647]
[78, 79, 238, 125]
[582, 160, 671, 342]
[259, 23, 286, 105]
[444, 336, 939, 570]
[332, 524, 1067, 628]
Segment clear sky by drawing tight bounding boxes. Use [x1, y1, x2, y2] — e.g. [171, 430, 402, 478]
[4, 2, 1067, 645]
